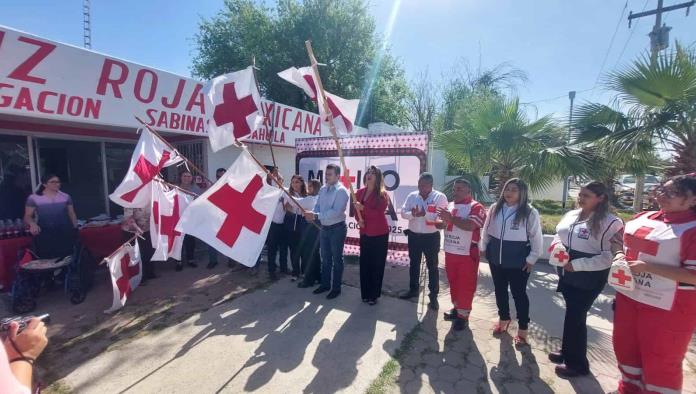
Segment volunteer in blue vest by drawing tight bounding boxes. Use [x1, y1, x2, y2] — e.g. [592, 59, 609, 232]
[549, 181, 624, 378]
[437, 178, 487, 330]
[304, 164, 349, 299]
[399, 172, 448, 310]
[480, 178, 543, 344]
[612, 174, 696, 394]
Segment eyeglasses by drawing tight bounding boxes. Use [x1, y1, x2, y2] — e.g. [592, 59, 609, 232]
[654, 185, 678, 198]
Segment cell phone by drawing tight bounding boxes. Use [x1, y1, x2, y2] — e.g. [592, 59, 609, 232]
[0, 313, 50, 335]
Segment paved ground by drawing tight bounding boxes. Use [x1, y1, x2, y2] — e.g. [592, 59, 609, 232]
[3, 249, 695, 393]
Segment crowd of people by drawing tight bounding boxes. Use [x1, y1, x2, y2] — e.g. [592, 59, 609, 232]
[6, 165, 696, 393]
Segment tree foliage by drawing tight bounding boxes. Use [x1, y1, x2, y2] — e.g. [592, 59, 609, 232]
[192, 0, 409, 127]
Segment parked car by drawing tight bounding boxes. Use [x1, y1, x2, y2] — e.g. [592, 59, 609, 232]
[616, 174, 661, 209]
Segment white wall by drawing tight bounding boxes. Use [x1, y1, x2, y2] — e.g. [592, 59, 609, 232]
[529, 180, 565, 202]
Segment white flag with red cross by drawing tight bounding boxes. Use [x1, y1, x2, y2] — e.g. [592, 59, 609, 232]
[204, 66, 264, 152]
[277, 66, 359, 135]
[150, 183, 194, 261]
[109, 130, 183, 208]
[175, 148, 282, 266]
[104, 241, 142, 314]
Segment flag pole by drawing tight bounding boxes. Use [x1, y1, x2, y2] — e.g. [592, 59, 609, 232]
[134, 116, 215, 186]
[252, 57, 278, 169]
[152, 177, 199, 198]
[304, 40, 363, 223]
[235, 141, 321, 230]
[99, 233, 140, 265]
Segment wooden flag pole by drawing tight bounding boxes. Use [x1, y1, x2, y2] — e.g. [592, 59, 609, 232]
[134, 116, 215, 186]
[235, 141, 321, 230]
[304, 40, 363, 223]
[152, 177, 200, 198]
[252, 57, 277, 168]
[99, 233, 140, 265]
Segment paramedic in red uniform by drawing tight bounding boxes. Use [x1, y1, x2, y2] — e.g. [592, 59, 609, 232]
[437, 178, 486, 330]
[612, 173, 696, 394]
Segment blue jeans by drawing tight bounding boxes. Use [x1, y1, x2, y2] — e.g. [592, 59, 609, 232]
[320, 222, 347, 291]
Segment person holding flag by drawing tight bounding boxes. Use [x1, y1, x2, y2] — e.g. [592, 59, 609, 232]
[176, 171, 202, 271]
[304, 164, 349, 299]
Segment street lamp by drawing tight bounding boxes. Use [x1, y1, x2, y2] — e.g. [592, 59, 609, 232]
[562, 90, 576, 209]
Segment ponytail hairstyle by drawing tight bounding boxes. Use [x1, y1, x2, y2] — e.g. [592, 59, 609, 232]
[582, 181, 610, 239]
[669, 173, 696, 213]
[36, 174, 59, 196]
[492, 178, 531, 225]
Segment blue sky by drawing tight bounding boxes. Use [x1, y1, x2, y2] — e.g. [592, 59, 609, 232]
[3, 0, 696, 122]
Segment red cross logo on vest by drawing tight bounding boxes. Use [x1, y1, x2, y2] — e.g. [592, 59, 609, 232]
[340, 169, 355, 189]
[447, 209, 459, 231]
[116, 253, 140, 299]
[302, 75, 353, 133]
[207, 175, 266, 247]
[212, 82, 258, 139]
[554, 250, 569, 264]
[625, 226, 659, 260]
[153, 194, 182, 253]
[612, 268, 633, 286]
[120, 151, 172, 203]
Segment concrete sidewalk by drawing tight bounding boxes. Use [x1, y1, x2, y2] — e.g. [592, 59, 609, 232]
[62, 279, 420, 393]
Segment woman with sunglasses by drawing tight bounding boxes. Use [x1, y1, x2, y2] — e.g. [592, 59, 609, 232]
[549, 181, 624, 378]
[612, 174, 696, 394]
[354, 166, 390, 305]
[23, 174, 78, 257]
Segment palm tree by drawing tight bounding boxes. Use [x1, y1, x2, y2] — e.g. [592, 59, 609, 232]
[435, 95, 592, 195]
[574, 43, 696, 177]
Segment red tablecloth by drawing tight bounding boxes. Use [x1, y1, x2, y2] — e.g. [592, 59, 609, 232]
[0, 224, 124, 291]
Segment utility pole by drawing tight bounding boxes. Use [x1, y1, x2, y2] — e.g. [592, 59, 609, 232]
[561, 90, 576, 209]
[626, 0, 693, 211]
[83, 0, 92, 49]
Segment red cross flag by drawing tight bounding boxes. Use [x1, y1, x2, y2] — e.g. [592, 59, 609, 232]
[176, 148, 282, 266]
[278, 66, 359, 135]
[109, 130, 183, 208]
[104, 241, 142, 313]
[204, 66, 263, 152]
[150, 183, 194, 261]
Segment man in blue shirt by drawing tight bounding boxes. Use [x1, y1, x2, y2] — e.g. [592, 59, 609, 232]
[304, 164, 350, 299]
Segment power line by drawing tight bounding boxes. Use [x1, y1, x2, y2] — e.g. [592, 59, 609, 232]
[592, 1, 629, 89]
[613, 0, 650, 70]
[521, 88, 593, 105]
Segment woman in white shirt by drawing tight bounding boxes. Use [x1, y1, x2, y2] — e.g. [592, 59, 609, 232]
[296, 179, 321, 288]
[480, 178, 543, 346]
[549, 181, 623, 378]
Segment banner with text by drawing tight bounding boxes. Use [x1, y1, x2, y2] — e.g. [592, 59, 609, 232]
[296, 133, 428, 265]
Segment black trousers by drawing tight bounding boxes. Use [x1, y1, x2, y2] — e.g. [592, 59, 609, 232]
[266, 222, 289, 273]
[560, 284, 603, 373]
[299, 225, 321, 285]
[407, 232, 440, 297]
[359, 233, 389, 300]
[183, 235, 196, 262]
[122, 230, 155, 278]
[288, 228, 302, 276]
[488, 262, 530, 329]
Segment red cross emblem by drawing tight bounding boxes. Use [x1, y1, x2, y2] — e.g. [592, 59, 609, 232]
[116, 252, 140, 299]
[153, 194, 182, 254]
[340, 169, 355, 189]
[302, 75, 353, 133]
[120, 151, 172, 203]
[625, 226, 659, 260]
[207, 175, 266, 247]
[212, 82, 258, 139]
[554, 250, 569, 264]
[612, 268, 633, 287]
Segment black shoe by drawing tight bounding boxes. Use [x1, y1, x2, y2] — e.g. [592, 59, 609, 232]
[368, 299, 377, 306]
[269, 272, 278, 280]
[362, 298, 369, 303]
[297, 282, 312, 288]
[399, 290, 418, 299]
[207, 262, 217, 269]
[428, 298, 439, 310]
[313, 286, 329, 294]
[548, 352, 564, 364]
[175, 262, 183, 272]
[187, 261, 198, 268]
[291, 275, 299, 282]
[443, 308, 457, 321]
[452, 317, 468, 331]
[326, 290, 341, 299]
[555, 364, 589, 378]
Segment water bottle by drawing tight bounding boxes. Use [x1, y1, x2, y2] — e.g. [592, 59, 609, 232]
[14, 219, 24, 237]
[4, 219, 14, 239]
[0, 221, 5, 240]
